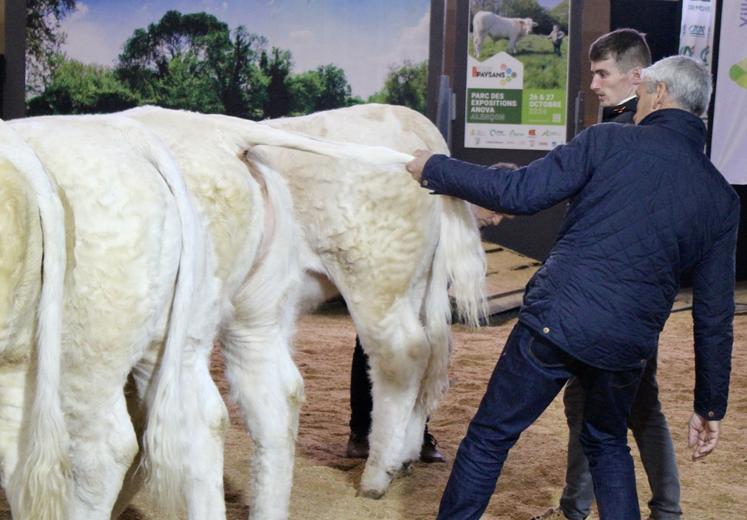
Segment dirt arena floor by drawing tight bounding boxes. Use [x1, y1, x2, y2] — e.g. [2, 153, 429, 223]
[2, 306, 745, 519]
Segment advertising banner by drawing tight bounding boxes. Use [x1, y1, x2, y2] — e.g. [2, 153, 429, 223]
[679, 0, 716, 68]
[711, 0, 747, 184]
[464, 1, 570, 151]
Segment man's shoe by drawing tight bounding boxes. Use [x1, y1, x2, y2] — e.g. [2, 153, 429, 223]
[530, 508, 568, 520]
[346, 433, 369, 459]
[420, 432, 446, 463]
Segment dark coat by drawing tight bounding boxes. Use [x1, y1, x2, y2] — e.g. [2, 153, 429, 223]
[421, 109, 739, 419]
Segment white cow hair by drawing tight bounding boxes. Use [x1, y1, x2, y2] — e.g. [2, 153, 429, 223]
[126, 104, 487, 509]
[7, 114, 225, 519]
[263, 103, 487, 495]
[125, 106, 306, 519]
[0, 120, 70, 519]
[126, 118, 201, 517]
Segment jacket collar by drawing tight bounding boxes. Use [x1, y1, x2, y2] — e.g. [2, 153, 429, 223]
[602, 96, 638, 122]
[637, 108, 706, 149]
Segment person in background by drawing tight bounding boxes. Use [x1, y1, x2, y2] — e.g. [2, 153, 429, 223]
[407, 55, 737, 520]
[590, 28, 648, 125]
[548, 24, 566, 57]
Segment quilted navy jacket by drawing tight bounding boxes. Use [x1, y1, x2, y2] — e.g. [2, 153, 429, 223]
[422, 109, 739, 420]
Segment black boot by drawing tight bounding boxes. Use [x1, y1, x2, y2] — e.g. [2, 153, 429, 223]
[346, 432, 369, 459]
[420, 431, 446, 463]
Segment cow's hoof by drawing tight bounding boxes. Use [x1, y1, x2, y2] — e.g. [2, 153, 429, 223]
[357, 487, 386, 499]
[360, 462, 394, 498]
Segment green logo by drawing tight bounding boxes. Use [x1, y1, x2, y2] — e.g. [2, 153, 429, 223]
[730, 57, 747, 89]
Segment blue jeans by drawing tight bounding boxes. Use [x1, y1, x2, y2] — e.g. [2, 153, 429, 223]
[560, 351, 681, 520]
[437, 323, 644, 520]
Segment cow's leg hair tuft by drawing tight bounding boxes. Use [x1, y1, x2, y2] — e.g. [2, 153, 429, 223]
[221, 317, 304, 520]
[357, 300, 429, 498]
[66, 394, 139, 520]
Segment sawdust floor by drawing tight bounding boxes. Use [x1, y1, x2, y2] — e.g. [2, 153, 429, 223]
[2, 308, 745, 519]
[138, 306, 747, 519]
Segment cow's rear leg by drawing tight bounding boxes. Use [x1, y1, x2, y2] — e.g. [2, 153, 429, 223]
[127, 344, 228, 520]
[402, 281, 453, 467]
[220, 312, 304, 520]
[180, 349, 228, 519]
[65, 391, 138, 519]
[357, 301, 429, 498]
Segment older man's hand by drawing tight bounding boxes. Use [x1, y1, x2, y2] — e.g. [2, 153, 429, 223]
[688, 412, 720, 461]
[406, 149, 434, 183]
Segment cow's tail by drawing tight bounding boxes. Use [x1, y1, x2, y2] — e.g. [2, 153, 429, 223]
[204, 111, 416, 165]
[418, 195, 487, 416]
[2, 126, 71, 519]
[441, 196, 488, 327]
[236, 148, 303, 390]
[404, 107, 487, 328]
[134, 125, 204, 518]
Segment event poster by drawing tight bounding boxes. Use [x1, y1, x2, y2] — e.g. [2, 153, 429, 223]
[710, 0, 747, 185]
[679, 0, 716, 68]
[465, 1, 570, 150]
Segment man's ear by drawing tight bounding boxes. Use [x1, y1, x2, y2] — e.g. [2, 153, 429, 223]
[630, 66, 642, 86]
[654, 82, 668, 108]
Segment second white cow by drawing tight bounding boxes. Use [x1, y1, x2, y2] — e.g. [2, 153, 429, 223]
[127, 104, 487, 513]
[473, 11, 537, 56]
[262, 104, 487, 498]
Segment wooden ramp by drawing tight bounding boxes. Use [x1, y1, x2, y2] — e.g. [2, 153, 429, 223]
[480, 242, 541, 317]
[468, 243, 747, 319]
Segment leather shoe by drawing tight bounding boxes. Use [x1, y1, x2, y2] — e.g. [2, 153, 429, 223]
[530, 508, 567, 520]
[420, 432, 446, 463]
[346, 432, 369, 459]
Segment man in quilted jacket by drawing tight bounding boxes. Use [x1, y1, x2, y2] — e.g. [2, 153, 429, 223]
[533, 29, 683, 520]
[406, 55, 739, 520]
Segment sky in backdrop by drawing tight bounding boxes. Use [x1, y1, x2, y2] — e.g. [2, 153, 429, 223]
[60, 0, 431, 98]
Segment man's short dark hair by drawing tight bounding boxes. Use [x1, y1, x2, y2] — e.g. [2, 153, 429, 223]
[589, 28, 652, 71]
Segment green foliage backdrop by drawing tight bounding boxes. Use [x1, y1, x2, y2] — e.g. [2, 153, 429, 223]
[26, 5, 430, 119]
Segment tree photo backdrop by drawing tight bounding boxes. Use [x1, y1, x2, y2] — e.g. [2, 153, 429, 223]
[25, 0, 430, 118]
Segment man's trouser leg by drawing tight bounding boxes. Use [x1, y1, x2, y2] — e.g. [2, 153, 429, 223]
[349, 335, 372, 436]
[628, 352, 681, 519]
[436, 324, 572, 520]
[559, 377, 595, 520]
[578, 362, 644, 520]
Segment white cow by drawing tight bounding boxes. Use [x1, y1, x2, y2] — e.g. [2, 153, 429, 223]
[263, 104, 487, 497]
[4, 115, 226, 519]
[127, 104, 487, 511]
[8, 111, 382, 519]
[126, 105, 432, 518]
[473, 11, 538, 56]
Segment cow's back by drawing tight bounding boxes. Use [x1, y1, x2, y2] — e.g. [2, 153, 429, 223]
[472, 10, 498, 34]
[125, 107, 266, 302]
[260, 105, 444, 308]
[265, 103, 448, 153]
[10, 116, 181, 382]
